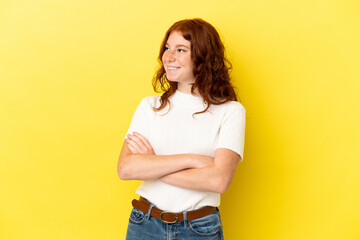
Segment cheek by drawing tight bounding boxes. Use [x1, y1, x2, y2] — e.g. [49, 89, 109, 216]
[187, 58, 194, 70]
[182, 55, 192, 67]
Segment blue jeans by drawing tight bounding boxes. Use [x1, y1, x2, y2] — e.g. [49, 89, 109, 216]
[126, 206, 224, 240]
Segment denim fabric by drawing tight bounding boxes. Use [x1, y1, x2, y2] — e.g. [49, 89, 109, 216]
[126, 206, 224, 240]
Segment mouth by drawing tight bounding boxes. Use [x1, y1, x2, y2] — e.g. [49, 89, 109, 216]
[165, 66, 180, 73]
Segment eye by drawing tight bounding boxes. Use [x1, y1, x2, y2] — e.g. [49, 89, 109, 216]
[164, 46, 169, 51]
[177, 49, 185, 52]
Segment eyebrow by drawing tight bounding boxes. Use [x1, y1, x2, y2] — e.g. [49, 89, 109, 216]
[165, 43, 190, 49]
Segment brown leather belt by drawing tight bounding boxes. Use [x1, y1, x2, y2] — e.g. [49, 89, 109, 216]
[132, 197, 216, 224]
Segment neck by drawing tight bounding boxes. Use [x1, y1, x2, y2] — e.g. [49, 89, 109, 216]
[177, 83, 199, 95]
[171, 89, 205, 107]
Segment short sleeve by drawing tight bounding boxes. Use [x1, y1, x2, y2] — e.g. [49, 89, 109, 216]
[215, 103, 246, 161]
[125, 97, 153, 140]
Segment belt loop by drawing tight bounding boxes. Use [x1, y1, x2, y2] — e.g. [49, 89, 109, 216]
[146, 204, 154, 220]
[183, 211, 188, 228]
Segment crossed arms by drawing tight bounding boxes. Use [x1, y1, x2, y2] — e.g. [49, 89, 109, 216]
[117, 132, 241, 194]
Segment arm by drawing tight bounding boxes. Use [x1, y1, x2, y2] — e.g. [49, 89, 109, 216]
[119, 132, 240, 193]
[117, 132, 213, 180]
[160, 148, 241, 194]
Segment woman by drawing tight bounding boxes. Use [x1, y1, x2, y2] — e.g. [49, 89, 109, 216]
[118, 18, 246, 240]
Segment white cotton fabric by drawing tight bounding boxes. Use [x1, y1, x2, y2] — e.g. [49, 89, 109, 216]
[125, 90, 246, 212]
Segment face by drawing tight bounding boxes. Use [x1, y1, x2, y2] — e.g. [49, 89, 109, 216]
[162, 31, 195, 86]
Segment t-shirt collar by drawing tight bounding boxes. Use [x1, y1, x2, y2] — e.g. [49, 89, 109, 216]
[170, 90, 205, 107]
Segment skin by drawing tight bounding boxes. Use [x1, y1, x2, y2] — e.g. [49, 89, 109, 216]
[118, 133, 213, 181]
[117, 31, 241, 194]
[118, 133, 241, 194]
[162, 31, 198, 94]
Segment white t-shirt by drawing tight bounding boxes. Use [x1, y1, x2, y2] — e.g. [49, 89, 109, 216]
[125, 90, 246, 212]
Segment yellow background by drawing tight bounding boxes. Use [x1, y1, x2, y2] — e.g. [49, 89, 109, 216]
[1, 0, 359, 239]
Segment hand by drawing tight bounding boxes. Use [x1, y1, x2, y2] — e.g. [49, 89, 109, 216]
[125, 132, 155, 155]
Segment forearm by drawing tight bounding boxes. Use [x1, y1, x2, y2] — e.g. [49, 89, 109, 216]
[119, 133, 240, 193]
[118, 136, 213, 181]
[119, 152, 196, 180]
[160, 164, 236, 194]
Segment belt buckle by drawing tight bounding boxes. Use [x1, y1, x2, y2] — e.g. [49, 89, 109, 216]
[160, 211, 178, 224]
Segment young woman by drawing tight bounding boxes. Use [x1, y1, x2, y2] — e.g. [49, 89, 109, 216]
[118, 18, 246, 240]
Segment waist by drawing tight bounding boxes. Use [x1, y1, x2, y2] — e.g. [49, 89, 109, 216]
[132, 197, 217, 224]
[136, 180, 220, 212]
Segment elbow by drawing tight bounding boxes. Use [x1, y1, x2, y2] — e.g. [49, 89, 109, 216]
[117, 156, 132, 180]
[214, 183, 229, 194]
[212, 176, 232, 194]
[117, 166, 130, 180]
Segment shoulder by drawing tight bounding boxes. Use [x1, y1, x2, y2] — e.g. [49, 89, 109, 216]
[139, 95, 161, 109]
[225, 100, 246, 113]
[211, 100, 246, 115]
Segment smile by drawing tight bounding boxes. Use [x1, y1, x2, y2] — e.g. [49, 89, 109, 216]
[166, 66, 180, 72]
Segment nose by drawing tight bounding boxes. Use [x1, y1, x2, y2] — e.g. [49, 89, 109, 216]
[164, 50, 175, 63]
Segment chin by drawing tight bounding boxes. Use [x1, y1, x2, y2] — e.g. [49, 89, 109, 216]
[165, 75, 179, 83]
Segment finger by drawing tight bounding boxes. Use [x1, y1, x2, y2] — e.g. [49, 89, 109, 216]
[133, 132, 154, 151]
[125, 139, 139, 153]
[127, 134, 148, 153]
[125, 138, 141, 153]
[127, 141, 139, 153]
[127, 143, 138, 154]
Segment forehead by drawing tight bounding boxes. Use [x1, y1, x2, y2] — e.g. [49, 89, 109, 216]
[166, 31, 191, 47]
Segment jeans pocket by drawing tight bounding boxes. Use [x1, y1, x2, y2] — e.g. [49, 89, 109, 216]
[129, 207, 147, 225]
[188, 211, 221, 236]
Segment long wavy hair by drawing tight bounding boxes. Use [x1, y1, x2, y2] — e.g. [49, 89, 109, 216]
[152, 18, 238, 114]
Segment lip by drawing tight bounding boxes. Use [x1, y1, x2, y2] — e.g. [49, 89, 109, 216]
[165, 66, 180, 73]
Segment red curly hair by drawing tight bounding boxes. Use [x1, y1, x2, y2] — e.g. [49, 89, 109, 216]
[152, 18, 238, 114]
